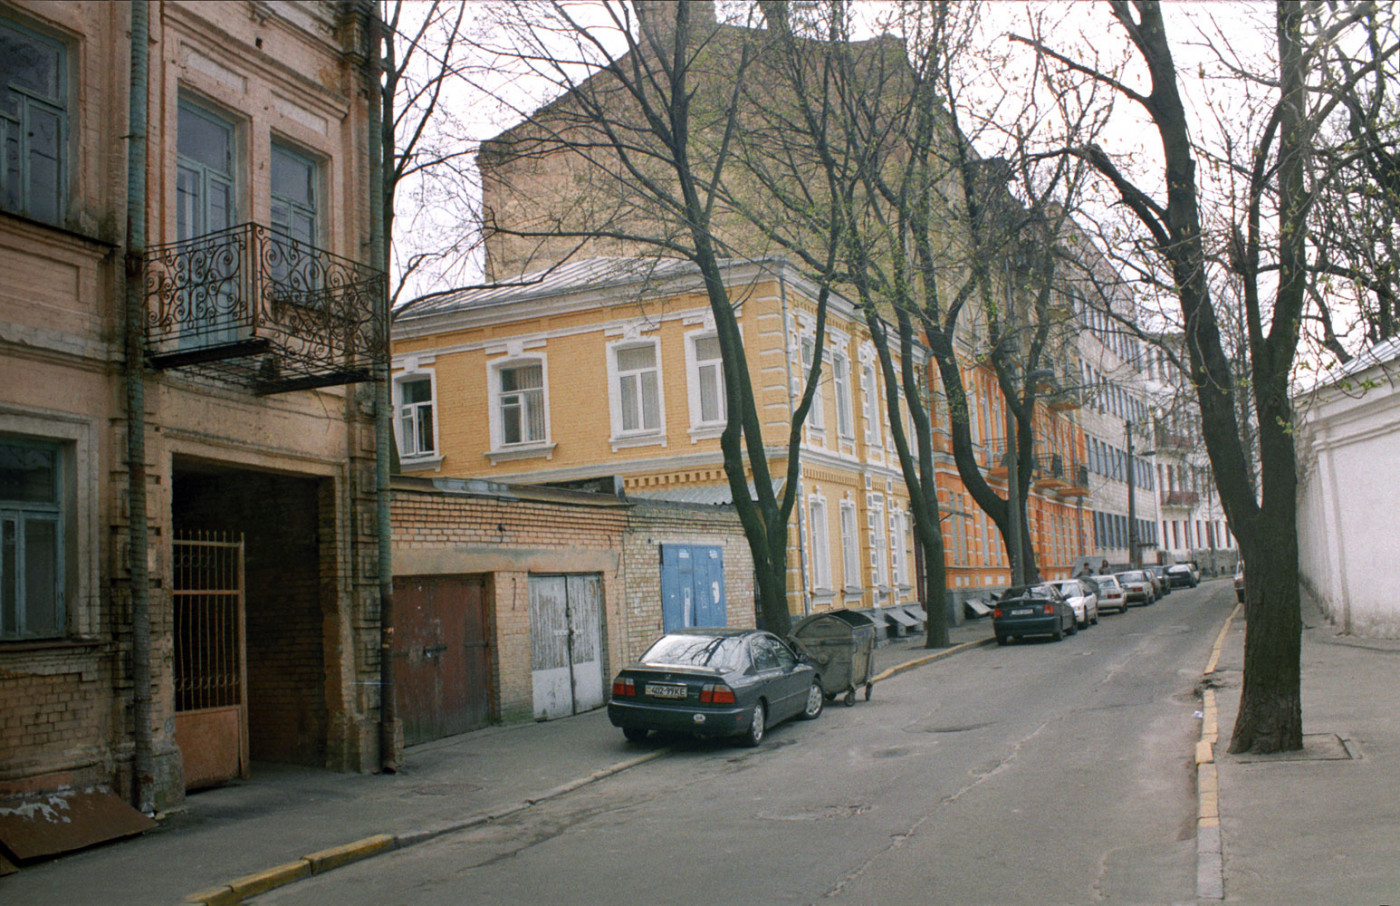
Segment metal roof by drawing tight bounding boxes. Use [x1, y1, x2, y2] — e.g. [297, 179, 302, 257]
[395, 256, 712, 321]
[628, 478, 785, 506]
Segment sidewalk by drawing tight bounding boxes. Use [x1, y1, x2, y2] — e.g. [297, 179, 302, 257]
[1207, 593, 1400, 903]
[0, 617, 993, 906]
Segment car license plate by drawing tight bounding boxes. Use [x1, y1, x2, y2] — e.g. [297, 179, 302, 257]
[1010, 607, 1033, 616]
[646, 683, 687, 699]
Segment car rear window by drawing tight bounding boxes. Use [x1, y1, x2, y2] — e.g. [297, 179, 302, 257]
[641, 635, 747, 671]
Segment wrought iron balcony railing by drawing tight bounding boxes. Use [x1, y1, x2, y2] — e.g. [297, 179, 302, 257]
[143, 223, 387, 394]
[1162, 490, 1200, 507]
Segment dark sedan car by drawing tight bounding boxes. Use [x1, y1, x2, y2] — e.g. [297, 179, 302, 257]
[993, 584, 1077, 645]
[1166, 563, 1200, 588]
[607, 629, 823, 747]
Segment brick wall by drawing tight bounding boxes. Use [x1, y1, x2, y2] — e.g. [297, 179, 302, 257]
[392, 485, 629, 724]
[621, 500, 755, 663]
[0, 646, 110, 796]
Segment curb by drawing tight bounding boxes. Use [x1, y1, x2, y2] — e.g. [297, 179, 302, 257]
[183, 749, 671, 904]
[869, 633, 997, 684]
[1195, 601, 1240, 901]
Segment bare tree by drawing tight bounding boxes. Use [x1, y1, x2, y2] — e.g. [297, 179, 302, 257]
[733, 1, 1104, 624]
[470, 1, 837, 634]
[1021, 0, 1400, 752]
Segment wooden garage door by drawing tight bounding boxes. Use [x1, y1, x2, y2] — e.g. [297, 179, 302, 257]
[394, 574, 492, 745]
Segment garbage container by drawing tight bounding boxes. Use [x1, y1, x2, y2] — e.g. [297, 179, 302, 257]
[789, 609, 878, 706]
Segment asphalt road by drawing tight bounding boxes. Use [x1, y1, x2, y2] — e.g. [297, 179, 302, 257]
[256, 581, 1237, 906]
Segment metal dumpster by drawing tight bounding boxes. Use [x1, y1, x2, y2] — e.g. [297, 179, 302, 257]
[789, 609, 878, 706]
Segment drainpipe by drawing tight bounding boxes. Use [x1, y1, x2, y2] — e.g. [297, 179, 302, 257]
[778, 273, 810, 617]
[367, 2, 398, 773]
[124, 0, 153, 813]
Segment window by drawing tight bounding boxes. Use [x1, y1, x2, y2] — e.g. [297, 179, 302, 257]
[689, 333, 725, 427]
[891, 509, 910, 587]
[396, 374, 436, 458]
[808, 496, 831, 590]
[271, 143, 318, 247]
[868, 496, 887, 587]
[839, 500, 859, 588]
[1, 439, 63, 640]
[800, 337, 824, 431]
[611, 342, 661, 436]
[862, 362, 882, 447]
[832, 350, 853, 438]
[177, 101, 236, 241]
[1, 20, 65, 224]
[495, 360, 547, 446]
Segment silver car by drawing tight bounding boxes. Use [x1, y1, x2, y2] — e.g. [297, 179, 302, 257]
[1051, 579, 1100, 628]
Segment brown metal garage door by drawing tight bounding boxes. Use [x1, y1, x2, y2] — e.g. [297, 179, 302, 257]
[393, 574, 492, 745]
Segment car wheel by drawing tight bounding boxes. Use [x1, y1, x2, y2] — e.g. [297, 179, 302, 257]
[741, 701, 766, 747]
[1091, 609, 1099, 626]
[1053, 620, 1064, 641]
[622, 727, 648, 743]
[1068, 615, 1078, 635]
[800, 680, 824, 720]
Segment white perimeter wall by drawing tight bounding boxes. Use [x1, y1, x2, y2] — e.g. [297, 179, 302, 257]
[1296, 372, 1400, 637]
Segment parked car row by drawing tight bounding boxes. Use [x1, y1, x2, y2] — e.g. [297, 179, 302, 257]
[607, 560, 1214, 748]
[992, 562, 1203, 645]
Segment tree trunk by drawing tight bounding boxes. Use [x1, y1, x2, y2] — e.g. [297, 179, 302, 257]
[1228, 516, 1302, 753]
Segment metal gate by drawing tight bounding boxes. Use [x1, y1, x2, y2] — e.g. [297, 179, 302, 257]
[660, 545, 726, 632]
[529, 574, 604, 721]
[393, 574, 492, 745]
[172, 531, 248, 790]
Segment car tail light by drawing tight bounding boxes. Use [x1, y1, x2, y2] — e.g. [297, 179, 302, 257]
[1043, 603, 1055, 614]
[612, 677, 636, 697]
[992, 607, 1003, 619]
[699, 683, 736, 704]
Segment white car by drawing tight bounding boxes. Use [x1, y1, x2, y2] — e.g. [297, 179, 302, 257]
[1050, 579, 1099, 628]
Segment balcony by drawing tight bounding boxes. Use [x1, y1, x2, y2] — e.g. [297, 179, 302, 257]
[1060, 463, 1091, 497]
[143, 224, 387, 394]
[1162, 490, 1200, 507]
[1033, 453, 1069, 490]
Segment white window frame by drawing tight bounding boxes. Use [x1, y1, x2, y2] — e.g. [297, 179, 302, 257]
[832, 349, 854, 439]
[892, 508, 912, 588]
[862, 361, 883, 449]
[800, 336, 825, 434]
[868, 494, 888, 589]
[606, 338, 665, 446]
[393, 369, 441, 469]
[685, 330, 726, 439]
[807, 494, 832, 591]
[488, 355, 554, 461]
[839, 499, 860, 591]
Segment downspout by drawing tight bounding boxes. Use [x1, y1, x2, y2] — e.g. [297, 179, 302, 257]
[367, 1, 398, 772]
[124, 0, 153, 813]
[778, 273, 810, 617]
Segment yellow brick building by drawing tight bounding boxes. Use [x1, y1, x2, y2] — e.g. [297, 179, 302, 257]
[393, 256, 923, 623]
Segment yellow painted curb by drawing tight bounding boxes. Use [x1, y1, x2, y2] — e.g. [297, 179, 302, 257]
[1204, 602, 1241, 675]
[227, 860, 312, 900]
[305, 834, 396, 874]
[1195, 740, 1214, 765]
[185, 887, 238, 905]
[1198, 816, 1220, 829]
[1199, 795, 1219, 820]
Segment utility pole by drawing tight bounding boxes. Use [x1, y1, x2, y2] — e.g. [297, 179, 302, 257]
[1006, 401, 1023, 586]
[1126, 419, 1138, 569]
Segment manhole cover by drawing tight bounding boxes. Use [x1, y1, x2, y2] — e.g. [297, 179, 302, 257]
[1234, 733, 1355, 763]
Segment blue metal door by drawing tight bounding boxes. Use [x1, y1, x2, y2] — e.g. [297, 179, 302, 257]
[661, 545, 726, 632]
